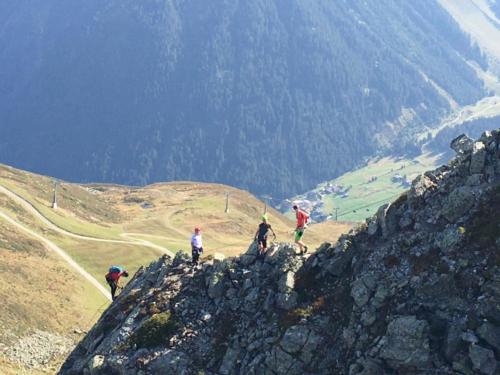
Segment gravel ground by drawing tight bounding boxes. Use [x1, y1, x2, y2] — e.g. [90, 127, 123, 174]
[1, 330, 74, 369]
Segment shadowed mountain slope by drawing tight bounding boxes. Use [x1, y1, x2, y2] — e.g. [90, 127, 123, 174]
[0, 0, 488, 198]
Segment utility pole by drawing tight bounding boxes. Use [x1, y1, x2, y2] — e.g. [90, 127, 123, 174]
[333, 208, 339, 221]
[52, 180, 58, 209]
[261, 195, 272, 215]
[225, 192, 230, 213]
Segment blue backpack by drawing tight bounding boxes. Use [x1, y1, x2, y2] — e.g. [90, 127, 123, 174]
[109, 266, 123, 273]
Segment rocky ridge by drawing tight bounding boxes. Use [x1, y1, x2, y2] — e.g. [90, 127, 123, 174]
[61, 129, 500, 374]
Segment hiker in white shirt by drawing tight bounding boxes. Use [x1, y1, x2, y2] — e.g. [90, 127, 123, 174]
[191, 227, 203, 266]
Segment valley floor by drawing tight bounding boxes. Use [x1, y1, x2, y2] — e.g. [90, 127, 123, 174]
[287, 153, 438, 223]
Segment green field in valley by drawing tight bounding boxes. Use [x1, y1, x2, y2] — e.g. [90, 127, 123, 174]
[307, 154, 439, 222]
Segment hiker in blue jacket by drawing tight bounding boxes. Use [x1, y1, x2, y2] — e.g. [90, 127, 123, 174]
[105, 266, 129, 300]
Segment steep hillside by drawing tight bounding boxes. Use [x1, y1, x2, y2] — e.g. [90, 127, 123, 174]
[493, 1, 500, 18]
[0, 218, 108, 373]
[283, 0, 500, 221]
[61, 128, 500, 374]
[0, 164, 345, 258]
[0, 0, 487, 198]
[438, 0, 500, 71]
[0, 163, 348, 373]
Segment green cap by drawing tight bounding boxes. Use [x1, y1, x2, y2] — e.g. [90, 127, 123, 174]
[261, 214, 268, 221]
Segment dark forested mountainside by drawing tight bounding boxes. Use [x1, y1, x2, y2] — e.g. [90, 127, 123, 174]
[0, 0, 487, 198]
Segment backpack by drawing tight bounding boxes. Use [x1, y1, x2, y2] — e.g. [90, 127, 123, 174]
[109, 266, 123, 273]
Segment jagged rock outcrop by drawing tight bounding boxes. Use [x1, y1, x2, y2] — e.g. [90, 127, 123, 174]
[60, 129, 500, 375]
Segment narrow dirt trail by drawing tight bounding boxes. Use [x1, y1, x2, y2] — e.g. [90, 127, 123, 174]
[0, 210, 111, 301]
[0, 184, 174, 258]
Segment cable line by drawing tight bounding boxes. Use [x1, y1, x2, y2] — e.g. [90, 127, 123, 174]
[336, 191, 404, 218]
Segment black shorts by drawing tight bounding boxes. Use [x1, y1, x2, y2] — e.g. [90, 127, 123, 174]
[106, 277, 117, 289]
[257, 237, 267, 248]
[192, 246, 203, 255]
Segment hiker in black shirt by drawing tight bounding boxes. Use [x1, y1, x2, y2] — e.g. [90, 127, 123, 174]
[254, 214, 276, 258]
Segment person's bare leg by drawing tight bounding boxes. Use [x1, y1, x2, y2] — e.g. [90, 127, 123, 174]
[302, 241, 308, 254]
[295, 239, 304, 253]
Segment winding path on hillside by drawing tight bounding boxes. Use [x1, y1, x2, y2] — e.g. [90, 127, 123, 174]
[0, 183, 176, 301]
[0, 184, 174, 258]
[0, 210, 112, 301]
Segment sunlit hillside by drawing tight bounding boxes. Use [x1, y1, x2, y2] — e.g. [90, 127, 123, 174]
[0, 163, 350, 373]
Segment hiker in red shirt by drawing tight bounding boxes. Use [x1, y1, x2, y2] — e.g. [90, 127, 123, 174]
[105, 266, 129, 301]
[293, 205, 309, 255]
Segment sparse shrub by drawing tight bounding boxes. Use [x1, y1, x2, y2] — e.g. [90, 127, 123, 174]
[295, 267, 319, 303]
[119, 290, 140, 306]
[436, 260, 450, 274]
[354, 222, 368, 233]
[468, 184, 500, 248]
[123, 195, 146, 204]
[130, 311, 178, 349]
[410, 249, 440, 275]
[148, 304, 161, 315]
[384, 255, 401, 268]
[312, 295, 326, 310]
[280, 308, 309, 328]
[392, 191, 408, 209]
[280, 296, 327, 328]
[94, 315, 120, 337]
[211, 312, 237, 368]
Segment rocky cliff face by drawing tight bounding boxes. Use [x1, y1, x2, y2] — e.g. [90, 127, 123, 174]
[61, 129, 500, 375]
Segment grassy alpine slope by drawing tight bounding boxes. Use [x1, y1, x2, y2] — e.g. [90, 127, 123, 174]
[0, 164, 349, 257]
[0, 219, 108, 374]
[323, 154, 438, 221]
[0, 163, 350, 373]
